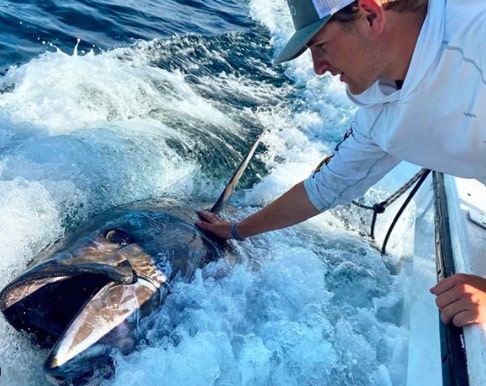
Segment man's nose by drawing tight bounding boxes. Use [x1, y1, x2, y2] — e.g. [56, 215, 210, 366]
[310, 49, 329, 75]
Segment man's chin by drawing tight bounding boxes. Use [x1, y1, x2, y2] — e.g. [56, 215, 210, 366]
[346, 82, 369, 96]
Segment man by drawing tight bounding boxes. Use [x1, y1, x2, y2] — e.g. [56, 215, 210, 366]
[197, 0, 486, 327]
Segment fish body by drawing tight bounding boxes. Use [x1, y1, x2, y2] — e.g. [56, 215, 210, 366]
[0, 197, 227, 385]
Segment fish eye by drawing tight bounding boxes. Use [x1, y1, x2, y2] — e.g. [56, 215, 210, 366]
[103, 228, 133, 246]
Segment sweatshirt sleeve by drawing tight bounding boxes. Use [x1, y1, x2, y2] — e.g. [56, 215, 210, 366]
[303, 123, 400, 212]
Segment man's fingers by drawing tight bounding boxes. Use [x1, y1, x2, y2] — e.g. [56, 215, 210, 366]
[196, 210, 220, 223]
[451, 310, 478, 327]
[195, 212, 232, 239]
[431, 274, 486, 326]
[430, 275, 459, 295]
[435, 290, 459, 310]
[439, 294, 482, 326]
[441, 305, 478, 327]
[440, 300, 467, 324]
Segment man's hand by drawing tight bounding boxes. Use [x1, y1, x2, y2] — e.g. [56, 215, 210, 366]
[196, 210, 233, 239]
[430, 273, 486, 327]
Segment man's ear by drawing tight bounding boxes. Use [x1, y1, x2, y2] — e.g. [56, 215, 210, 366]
[359, 0, 385, 33]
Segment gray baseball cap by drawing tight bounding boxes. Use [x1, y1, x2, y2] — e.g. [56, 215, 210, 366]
[274, 0, 355, 64]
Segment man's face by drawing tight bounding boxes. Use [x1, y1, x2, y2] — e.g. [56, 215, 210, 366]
[307, 18, 385, 95]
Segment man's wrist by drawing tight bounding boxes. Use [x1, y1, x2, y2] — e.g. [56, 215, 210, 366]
[230, 222, 244, 240]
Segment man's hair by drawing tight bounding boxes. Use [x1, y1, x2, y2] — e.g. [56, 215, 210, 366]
[381, 0, 428, 12]
[332, 0, 428, 22]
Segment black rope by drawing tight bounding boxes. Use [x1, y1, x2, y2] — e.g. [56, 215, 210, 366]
[380, 169, 431, 254]
[352, 168, 431, 254]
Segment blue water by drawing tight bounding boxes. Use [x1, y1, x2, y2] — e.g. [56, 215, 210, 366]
[0, 1, 441, 385]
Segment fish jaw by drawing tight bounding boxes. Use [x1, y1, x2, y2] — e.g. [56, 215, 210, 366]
[43, 277, 165, 383]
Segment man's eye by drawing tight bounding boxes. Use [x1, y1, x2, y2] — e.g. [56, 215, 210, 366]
[307, 41, 326, 51]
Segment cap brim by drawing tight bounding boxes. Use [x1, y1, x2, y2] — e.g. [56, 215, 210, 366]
[273, 16, 331, 65]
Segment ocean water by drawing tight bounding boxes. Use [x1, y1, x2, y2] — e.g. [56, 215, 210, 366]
[0, 1, 441, 385]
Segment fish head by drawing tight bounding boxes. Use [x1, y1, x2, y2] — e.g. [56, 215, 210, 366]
[0, 198, 225, 384]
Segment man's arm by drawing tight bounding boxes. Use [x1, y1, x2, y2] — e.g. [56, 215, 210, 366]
[197, 124, 400, 240]
[196, 181, 320, 239]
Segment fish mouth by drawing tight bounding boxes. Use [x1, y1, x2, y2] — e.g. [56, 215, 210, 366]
[0, 253, 135, 344]
[0, 243, 166, 383]
[43, 276, 160, 383]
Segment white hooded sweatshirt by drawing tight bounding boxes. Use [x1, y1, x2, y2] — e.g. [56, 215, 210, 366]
[304, 0, 486, 211]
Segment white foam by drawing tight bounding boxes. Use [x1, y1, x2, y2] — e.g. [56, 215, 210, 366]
[0, 45, 238, 136]
[0, 178, 64, 273]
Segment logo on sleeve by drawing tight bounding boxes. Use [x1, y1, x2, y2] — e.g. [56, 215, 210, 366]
[463, 111, 477, 118]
